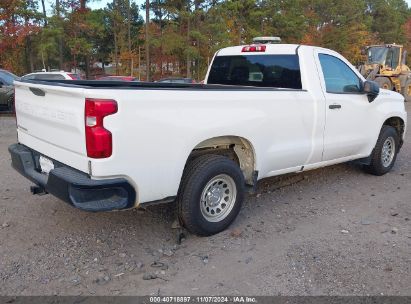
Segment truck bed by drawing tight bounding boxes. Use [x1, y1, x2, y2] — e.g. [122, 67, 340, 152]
[20, 79, 306, 91]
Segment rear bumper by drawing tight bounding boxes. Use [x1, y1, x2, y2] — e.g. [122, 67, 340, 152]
[8, 143, 136, 212]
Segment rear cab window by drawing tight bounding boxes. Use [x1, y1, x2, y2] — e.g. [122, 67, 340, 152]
[35, 74, 66, 80]
[208, 54, 302, 89]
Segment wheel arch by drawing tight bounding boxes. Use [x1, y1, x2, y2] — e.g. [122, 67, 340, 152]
[383, 116, 405, 147]
[185, 135, 257, 186]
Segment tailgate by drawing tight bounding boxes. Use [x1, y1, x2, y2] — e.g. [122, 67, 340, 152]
[14, 81, 89, 173]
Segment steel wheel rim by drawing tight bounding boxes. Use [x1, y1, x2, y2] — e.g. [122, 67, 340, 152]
[381, 137, 395, 168]
[200, 174, 237, 222]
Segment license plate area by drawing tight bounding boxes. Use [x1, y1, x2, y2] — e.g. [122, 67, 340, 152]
[39, 155, 55, 174]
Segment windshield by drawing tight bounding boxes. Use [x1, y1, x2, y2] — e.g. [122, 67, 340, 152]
[208, 54, 302, 89]
[367, 47, 388, 64]
[0, 70, 19, 85]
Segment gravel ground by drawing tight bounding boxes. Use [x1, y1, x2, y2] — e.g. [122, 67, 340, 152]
[0, 105, 410, 296]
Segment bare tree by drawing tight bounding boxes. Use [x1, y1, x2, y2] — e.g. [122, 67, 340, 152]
[40, 0, 49, 70]
[56, 0, 63, 70]
[145, 0, 150, 81]
[113, 0, 119, 75]
[127, 0, 132, 76]
[41, 0, 47, 26]
[186, 12, 191, 78]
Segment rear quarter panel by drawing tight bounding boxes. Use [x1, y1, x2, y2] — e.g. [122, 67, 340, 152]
[86, 88, 316, 204]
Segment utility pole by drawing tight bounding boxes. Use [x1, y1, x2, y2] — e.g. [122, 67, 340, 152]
[56, 0, 63, 70]
[127, 0, 132, 76]
[138, 46, 141, 81]
[145, 0, 150, 81]
[41, 0, 48, 26]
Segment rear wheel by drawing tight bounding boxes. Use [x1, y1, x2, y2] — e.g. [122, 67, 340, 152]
[375, 77, 392, 91]
[364, 126, 399, 176]
[177, 154, 245, 236]
[402, 78, 411, 102]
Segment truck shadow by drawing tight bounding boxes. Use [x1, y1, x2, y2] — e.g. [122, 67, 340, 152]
[36, 161, 368, 233]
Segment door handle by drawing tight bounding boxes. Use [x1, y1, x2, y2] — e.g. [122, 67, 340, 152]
[329, 104, 341, 109]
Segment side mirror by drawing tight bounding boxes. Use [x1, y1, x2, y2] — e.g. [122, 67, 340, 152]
[363, 80, 380, 102]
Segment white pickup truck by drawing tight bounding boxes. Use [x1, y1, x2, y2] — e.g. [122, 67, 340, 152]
[9, 44, 407, 236]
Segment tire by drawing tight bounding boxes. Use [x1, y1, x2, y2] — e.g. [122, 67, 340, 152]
[402, 78, 411, 102]
[6, 95, 14, 113]
[364, 126, 399, 176]
[177, 154, 245, 236]
[375, 77, 392, 91]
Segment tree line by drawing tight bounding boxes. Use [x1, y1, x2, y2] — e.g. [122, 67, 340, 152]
[1, 0, 410, 80]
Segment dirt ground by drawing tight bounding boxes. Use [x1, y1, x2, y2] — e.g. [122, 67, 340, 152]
[0, 105, 410, 296]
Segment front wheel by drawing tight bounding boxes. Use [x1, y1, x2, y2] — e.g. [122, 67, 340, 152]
[364, 126, 399, 176]
[177, 154, 245, 236]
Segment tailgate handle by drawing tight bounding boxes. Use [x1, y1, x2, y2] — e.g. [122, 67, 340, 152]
[29, 87, 46, 97]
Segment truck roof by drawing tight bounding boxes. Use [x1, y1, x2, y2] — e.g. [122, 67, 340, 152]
[216, 43, 301, 56]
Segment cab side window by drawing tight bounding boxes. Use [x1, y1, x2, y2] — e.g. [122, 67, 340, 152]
[319, 54, 362, 94]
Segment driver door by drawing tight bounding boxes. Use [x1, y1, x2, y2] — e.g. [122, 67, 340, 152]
[315, 52, 372, 161]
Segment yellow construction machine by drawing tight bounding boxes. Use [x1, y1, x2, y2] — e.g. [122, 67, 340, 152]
[359, 44, 411, 102]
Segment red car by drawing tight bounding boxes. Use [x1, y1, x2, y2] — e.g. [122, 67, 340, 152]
[97, 76, 139, 81]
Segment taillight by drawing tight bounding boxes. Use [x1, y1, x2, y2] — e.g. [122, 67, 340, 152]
[242, 45, 266, 52]
[85, 98, 117, 158]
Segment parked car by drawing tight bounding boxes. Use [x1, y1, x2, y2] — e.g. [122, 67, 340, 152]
[21, 71, 82, 81]
[0, 69, 19, 113]
[157, 77, 196, 83]
[97, 76, 139, 81]
[9, 43, 407, 236]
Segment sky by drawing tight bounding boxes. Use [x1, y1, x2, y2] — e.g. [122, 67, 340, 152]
[85, 0, 411, 10]
[45, 0, 145, 11]
[44, 0, 146, 15]
[44, 0, 411, 16]
[88, 0, 145, 10]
